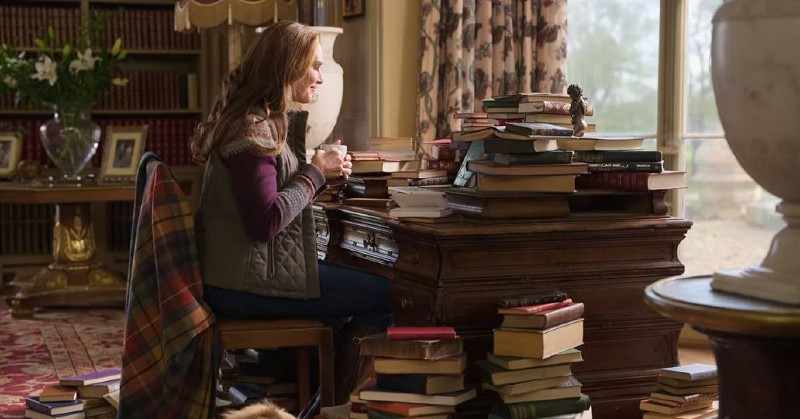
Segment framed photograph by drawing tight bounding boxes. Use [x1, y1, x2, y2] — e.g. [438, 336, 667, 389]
[342, 0, 364, 18]
[100, 125, 148, 182]
[0, 130, 23, 179]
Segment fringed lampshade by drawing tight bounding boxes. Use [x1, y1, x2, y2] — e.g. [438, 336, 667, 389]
[174, 0, 298, 31]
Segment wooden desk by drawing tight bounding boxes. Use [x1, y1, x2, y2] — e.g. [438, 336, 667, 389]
[315, 204, 692, 418]
[1, 182, 134, 318]
[645, 275, 800, 418]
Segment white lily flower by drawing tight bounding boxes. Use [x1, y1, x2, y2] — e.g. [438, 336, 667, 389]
[3, 76, 17, 88]
[32, 56, 57, 86]
[69, 49, 99, 73]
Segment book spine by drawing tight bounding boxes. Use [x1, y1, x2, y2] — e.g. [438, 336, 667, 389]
[499, 298, 574, 314]
[574, 150, 663, 163]
[587, 162, 663, 172]
[541, 303, 585, 328]
[386, 327, 457, 341]
[577, 172, 651, 192]
[494, 151, 573, 165]
[497, 290, 567, 308]
[506, 124, 572, 137]
[507, 393, 591, 419]
[375, 374, 429, 394]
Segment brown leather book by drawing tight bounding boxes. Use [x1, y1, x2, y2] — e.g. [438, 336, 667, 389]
[358, 334, 463, 360]
[501, 303, 585, 330]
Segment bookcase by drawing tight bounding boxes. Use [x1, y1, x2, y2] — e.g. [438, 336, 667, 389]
[0, 0, 207, 280]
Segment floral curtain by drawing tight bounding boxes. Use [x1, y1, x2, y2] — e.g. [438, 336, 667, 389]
[417, 0, 568, 141]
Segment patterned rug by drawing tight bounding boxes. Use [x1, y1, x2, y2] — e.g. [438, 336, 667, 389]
[0, 307, 124, 418]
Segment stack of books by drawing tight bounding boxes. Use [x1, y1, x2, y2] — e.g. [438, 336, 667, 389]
[482, 290, 592, 419]
[388, 186, 453, 220]
[640, 364, 719, 419]
[349, 137, 419, 176]
[418, 138, 459, 182]
[24, 368, 121, 419]
[357, 326, 476, 419]
[565, 139, 686, 194]
[217, 348, 299, 413]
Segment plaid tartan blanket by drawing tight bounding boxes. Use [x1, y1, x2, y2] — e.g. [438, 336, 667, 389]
[119, 153, 218, 418]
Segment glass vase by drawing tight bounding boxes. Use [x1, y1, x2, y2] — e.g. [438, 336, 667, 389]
[38, 103, 101, 179]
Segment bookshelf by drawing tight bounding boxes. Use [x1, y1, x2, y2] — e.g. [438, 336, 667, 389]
[0, 0, 207, 283]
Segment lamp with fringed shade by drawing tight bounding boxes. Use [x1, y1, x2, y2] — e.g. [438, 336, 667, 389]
[174, 0, 298, 31]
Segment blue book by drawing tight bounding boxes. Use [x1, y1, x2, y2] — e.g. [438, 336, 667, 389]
[59, 367, 121, 386]
[24, 397, 85, 416]
[375, 373, 464, 395]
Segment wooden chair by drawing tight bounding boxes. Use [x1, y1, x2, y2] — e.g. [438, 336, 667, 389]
[216, 318, 335, 409]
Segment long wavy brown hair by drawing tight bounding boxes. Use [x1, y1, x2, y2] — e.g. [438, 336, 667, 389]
[190, 21, 319, 162]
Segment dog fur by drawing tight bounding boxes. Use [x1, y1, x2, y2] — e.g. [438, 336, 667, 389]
[221, 400, 296, 419]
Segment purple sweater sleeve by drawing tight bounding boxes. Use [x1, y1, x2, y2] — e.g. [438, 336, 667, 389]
[223, 151, 325, 242]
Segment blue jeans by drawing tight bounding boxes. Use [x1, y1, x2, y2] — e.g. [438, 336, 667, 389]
[204, 260, 393, 332]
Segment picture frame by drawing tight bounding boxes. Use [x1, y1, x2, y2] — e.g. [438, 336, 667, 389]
[342, 0, 364, 19]
[0, 130, 23, 179]
[99, 125, 148, 182]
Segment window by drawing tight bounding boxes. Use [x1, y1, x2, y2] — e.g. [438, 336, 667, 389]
[567, 0, 783, 277]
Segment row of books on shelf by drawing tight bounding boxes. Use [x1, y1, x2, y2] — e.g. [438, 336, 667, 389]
[25, 368, 121, 419]
[0, 71, 199, 112]
[8, 116, 200, 168]
[0, 4, 200, 51]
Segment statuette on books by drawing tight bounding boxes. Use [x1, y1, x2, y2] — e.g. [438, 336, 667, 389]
[568, 84, 589, 137]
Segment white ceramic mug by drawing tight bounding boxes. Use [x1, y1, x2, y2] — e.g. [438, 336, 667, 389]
[319, 143, 347, 157]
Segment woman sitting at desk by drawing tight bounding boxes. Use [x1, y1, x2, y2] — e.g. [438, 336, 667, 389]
[189, 21, 393, 404]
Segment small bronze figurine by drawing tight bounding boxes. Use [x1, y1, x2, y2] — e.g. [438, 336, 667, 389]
[567, 84, 588, 137]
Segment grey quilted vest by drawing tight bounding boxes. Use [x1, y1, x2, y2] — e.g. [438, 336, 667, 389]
[196, 111, 320, 299]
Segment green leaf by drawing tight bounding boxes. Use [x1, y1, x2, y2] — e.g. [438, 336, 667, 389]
[34, 38, 46, 49]
[48, 27, 55, 40]
[117, 50, 127, 60]
[63, 44, 71, 56]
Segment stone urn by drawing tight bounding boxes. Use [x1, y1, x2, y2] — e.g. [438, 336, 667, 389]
[709, 0, 800, 304]
[303, 26, 343, 161]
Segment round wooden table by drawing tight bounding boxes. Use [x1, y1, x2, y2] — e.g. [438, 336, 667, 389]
[645, 275, 800, 419]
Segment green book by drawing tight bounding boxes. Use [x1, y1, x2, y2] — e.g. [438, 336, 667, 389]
[492, 151, 574, 165]
[492, 393, 591, 419]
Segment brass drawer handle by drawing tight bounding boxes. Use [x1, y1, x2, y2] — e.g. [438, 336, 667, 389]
[363, 231, 378, 251]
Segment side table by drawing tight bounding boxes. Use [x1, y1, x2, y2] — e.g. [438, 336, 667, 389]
[645, 275, 800, 419]
[0, 182, 134, 318]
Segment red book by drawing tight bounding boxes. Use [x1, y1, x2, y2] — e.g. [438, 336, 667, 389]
[386, 326, 457, 341]
[497, 299, 574, 315]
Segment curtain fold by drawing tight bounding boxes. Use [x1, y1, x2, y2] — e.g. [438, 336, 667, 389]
[417, 0, 568, 141]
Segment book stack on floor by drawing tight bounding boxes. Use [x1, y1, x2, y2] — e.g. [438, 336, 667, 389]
[24, 368, 121, 419]
[357, 326, 476, 419]
[388, 186, 454, 221]
[219, 348, 299, 413]
[640, 364, 719, 419]
[482, 290, 592, 419]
